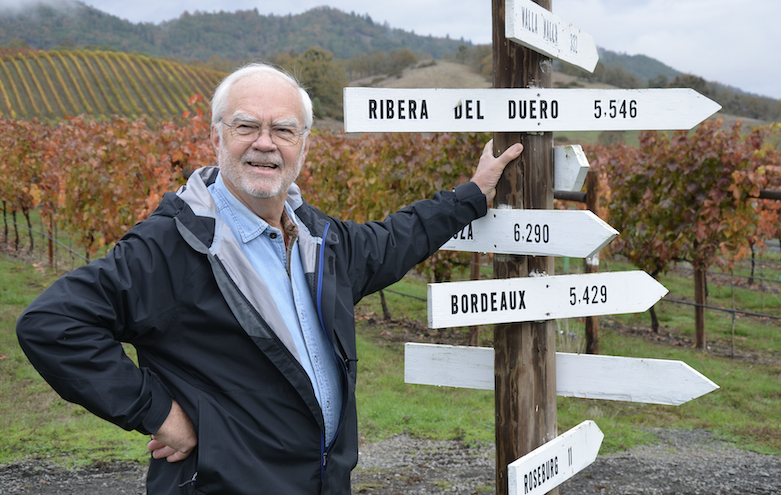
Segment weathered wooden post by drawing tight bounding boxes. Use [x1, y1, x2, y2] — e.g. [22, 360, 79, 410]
[491, 1, 557, 493]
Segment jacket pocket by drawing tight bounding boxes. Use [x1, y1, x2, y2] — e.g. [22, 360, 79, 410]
[192, 395, 322, 494]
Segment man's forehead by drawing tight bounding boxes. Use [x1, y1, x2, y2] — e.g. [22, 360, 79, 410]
[227, 75, 303, 120]
[232, 73, 298, 98]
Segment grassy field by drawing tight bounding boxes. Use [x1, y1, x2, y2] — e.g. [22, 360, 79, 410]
[0, 249, 779, 468]
[353, 253, 781, 455]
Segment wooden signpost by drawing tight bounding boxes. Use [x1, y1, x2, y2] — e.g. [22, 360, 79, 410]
[404, 343, 720, 406]
[490, 3, 556, 492]
[343, 1, 723, 493]
[439, 208, 617, 258]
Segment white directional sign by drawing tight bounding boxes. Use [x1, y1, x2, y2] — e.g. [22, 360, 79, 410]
[554, 144, 589, 192]
[428, 271, 668, 329]
[506, 0, 598, 72]
[343, 88, 721, 133]
[439, 209, 617, 258]
[404, 343, 720, 405]
[508, 420, 604, 495]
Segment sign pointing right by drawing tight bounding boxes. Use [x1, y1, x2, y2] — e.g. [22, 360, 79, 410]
[440, 208, 617, 259]
[343, 88, 722, 133]
[506, 0, 599, 72]
[508, 420, 604, 495]
[404, 343, 720, 406]
[428, 271, 668, 329]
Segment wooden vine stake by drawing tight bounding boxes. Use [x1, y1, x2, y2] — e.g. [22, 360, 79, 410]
[491, 1, 558, 494]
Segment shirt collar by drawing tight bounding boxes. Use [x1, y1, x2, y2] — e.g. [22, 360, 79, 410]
[211, 172, 298, 244]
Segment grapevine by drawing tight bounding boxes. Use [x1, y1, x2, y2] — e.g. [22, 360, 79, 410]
[21, 54, 55, 116]
[0, 59, 23, 117]
[51, 51, 94, 114]
[11, 57, 40, 115]
[32, 54, 69, 115]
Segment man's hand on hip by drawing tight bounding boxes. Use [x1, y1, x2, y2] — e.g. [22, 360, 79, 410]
[147, 400, 198, 463]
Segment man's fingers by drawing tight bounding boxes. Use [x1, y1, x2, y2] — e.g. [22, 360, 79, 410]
[147, 437, 166, 451]
[165, 451, 191, 463]
[471, 140, 524, 205]
[147, 436, 193, 462]
[496, 142, 523, 163]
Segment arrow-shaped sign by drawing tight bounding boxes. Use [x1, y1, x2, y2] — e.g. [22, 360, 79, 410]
[508, 420, 604, 495]
[428, 271, 668, 329]
[506, 0, 599, 73]
[554, 144, 589, 192]
[439, 209, 617, 258]
[404, 343, 720, 405]
[343, 88, 722, 133]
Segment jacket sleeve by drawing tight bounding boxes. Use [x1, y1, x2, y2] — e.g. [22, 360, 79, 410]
[335, 181, 488, 302]
[16, 227, 176, 435]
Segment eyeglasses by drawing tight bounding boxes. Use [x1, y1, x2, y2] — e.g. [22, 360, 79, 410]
[219, 118, 307, 147]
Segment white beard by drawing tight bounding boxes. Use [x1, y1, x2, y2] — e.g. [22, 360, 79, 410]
[218, 141, 305, 199]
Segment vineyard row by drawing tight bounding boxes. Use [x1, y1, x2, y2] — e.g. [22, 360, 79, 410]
[0, 50, 225, 121]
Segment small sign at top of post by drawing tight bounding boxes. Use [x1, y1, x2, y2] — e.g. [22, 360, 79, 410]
[506, 0, 599, 72]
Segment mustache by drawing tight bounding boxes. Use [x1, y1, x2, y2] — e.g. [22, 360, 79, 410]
[243, 151, 285, 166]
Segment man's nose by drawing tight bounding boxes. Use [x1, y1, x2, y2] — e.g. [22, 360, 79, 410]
[250, 128, 278, 148]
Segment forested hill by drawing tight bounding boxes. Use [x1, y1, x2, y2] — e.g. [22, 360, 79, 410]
[2, 0, 779, 122]
[0, 0, 469, 62]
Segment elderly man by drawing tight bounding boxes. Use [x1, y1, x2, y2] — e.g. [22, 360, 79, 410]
[17, 63, 523, 494]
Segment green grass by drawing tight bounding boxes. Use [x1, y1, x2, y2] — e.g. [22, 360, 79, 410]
[353, 254, 781, 456]
[0, 256, 148, 466]
[1, 248, 780, 468]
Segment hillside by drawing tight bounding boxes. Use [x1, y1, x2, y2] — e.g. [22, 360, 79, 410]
[596, 48, 681, 81]
[0, 1, 469, 62]
[1, 2, 778, 124]
[0, 49, 222, 120]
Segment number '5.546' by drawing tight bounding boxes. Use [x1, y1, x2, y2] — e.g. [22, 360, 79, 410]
[594, 100, 637, 119]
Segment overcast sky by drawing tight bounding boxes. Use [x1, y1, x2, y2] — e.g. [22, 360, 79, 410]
[76, 0, 781, 100]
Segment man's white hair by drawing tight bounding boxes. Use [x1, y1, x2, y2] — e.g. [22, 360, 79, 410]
[211, 63, 314, 130]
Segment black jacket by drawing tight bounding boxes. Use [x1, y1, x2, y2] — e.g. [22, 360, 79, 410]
[16, 167, 489, 494]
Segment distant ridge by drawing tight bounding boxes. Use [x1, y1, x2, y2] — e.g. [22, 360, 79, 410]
[0, 1, 470, 62]
[1, 2, 778, 123]
[597, 48, 681, 82]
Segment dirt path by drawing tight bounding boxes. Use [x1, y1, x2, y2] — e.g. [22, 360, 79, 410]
[2, 429, 779, 494]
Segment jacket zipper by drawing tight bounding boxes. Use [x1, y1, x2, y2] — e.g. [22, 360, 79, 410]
[315, 221, 347, 489]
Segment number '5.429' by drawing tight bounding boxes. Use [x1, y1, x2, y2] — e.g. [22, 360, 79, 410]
[569, 285, 608, 305]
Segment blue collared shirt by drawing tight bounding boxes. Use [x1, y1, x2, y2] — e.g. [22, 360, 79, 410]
[208, 174, 342, 446]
